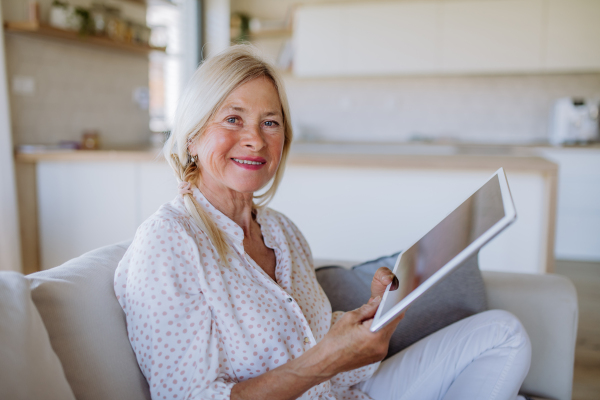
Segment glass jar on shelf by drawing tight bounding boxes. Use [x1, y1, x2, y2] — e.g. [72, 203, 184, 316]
[105, 6, 126, 41]
[90, 3, 107, 35]
[131, 23, 151, 45]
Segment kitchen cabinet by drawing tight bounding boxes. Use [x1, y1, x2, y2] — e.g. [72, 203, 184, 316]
[439, 0, 544, 73]
[295, 2, 439, 76]
[20, 149, 557, 274]
[294, 5, 344, 77]
[36, 159, 178, 270]
[272, 157, 555, 274]
[545, 0, 600, 71]
[294, 0, 600, 77]
[343, 2, 438, 75]
[536, 147, 600, 261]
[37, 162, 140, 270]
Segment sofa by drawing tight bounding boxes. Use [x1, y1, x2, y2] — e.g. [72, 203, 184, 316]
[0, 241, 578, 400]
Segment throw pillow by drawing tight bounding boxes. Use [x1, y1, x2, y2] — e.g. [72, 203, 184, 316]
[316, 252, 487, 359]
[27, 241, 151, 400]
[0, 271, 75, 400]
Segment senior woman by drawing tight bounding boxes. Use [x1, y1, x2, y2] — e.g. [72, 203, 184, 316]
[115, 45, 531, 400]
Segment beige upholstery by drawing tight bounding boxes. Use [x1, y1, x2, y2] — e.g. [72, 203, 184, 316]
[483, 271, 578, 400]
[0, 272, 75, 400]
[0, 242, 578, 400]
[27, 241, 149, 400]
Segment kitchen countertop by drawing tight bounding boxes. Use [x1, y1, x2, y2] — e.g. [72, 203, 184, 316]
[14, 141, 578, 172]
[15, 148, 163, 163]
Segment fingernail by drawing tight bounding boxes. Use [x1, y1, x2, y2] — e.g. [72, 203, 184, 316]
[373, 296, 381, 304]
[390, 275, 399, 291]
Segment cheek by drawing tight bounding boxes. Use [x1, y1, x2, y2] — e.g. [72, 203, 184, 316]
[196, 133, 234, 169]
[270, 135, 285, 165]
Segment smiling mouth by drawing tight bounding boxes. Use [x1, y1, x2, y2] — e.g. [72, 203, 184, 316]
[232, 158, 266, 165]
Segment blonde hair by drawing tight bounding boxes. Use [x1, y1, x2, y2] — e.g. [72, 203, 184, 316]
[163, 44, 293, 264]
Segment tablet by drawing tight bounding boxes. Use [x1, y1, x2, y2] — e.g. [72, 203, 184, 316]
[370, 168, 516, 332]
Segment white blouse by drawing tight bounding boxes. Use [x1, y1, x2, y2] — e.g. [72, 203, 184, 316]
[114, 187, 379, 400]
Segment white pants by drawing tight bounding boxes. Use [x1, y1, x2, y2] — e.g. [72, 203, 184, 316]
[356, 310, 532, 400]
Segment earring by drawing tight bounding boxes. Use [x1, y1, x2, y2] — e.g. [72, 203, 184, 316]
[189, 154, 197, 164]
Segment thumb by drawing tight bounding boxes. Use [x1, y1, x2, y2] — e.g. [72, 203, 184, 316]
[354, 296, 381, 322]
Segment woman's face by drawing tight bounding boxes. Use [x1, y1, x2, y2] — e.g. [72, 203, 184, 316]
[189, 76, 285, 196]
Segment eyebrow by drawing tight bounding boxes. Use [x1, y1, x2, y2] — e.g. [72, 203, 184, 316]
[224, 105, 282, 118]
[227, 106, 246, 112]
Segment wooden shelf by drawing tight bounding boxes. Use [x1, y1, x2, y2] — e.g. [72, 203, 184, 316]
[249, 28, 292, 39]
[3, 21, 166, 55]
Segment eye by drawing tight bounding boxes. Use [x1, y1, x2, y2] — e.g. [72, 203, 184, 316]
[226, 117, 238, 124]
[264, 120, 279, 127]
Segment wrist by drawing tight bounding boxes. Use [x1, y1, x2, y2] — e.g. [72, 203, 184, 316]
[294, 339, 340, 382]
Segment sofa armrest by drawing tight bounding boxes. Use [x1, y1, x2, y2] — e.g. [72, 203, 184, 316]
[482, 271, 578, 400]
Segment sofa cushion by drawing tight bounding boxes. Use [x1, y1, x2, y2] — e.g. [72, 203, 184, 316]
[316, 252, 487, 359]
[27, 241, 150, 400]
[0, 271, 75, 400]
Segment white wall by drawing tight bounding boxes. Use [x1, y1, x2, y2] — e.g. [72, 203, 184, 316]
[283, 73, 600, 144]
[0, 4, 23, 272]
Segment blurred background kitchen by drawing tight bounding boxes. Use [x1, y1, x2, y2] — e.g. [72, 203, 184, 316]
[0, 0, 598, 397]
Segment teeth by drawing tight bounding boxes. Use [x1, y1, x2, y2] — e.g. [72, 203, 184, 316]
[233, 158, 263, 165]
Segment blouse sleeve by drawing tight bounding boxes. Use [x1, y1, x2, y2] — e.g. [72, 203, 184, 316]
[115, 218, 235, 400]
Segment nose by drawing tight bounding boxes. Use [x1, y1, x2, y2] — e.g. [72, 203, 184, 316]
[241, 123, 266, 152]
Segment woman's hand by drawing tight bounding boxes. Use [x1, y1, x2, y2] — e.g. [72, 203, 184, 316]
[371, 267, 399, 300]
[310, 296, 404, 379]
[230, 297, 404, 400]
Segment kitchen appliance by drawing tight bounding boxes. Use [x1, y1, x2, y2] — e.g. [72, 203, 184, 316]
[549, 97, 600, 145]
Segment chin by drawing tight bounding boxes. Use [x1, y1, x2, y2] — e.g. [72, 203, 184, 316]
[229, 180, 269, 195]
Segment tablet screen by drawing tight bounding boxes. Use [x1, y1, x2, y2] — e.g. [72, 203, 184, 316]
[377, 174, 506, 317]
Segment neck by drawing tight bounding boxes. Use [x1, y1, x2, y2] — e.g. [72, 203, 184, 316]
[196, 179, 257, 237]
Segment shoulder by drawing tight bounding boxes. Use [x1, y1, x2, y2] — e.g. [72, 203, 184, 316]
[115, 201, 206, 304]
[117, 198, 206, 278]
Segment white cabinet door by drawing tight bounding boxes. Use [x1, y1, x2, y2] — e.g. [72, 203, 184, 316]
[36, 161, 180, 270]
[37, 162, 138, 270]
[343, 2, 438, 75]
[294, 0, 546, 76]
[293, 0, 600, 75]
[537, 148, 600, 261]
[440, 0, 544, 73]
[294, 5, 344, 77]
[544, 0, 600, 71]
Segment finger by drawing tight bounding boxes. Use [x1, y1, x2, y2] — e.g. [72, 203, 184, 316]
[373, 267, 394, 286]
[353, 296, 381, 322]
[371, 268, 395, 298]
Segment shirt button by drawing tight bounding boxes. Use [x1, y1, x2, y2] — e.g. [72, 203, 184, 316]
[304, 337, 310, 344]
[287, 298, 293, 303]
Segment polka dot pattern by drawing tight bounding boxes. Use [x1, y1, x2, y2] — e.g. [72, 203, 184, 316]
[114, 188, 379, 399]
